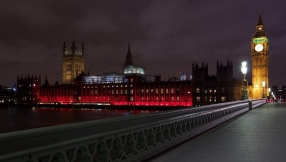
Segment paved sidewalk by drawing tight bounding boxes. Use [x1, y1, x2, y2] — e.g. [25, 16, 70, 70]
[150, 102, 286, 162]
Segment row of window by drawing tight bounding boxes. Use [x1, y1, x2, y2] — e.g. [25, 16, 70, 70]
[196, 88, 226, 93]
[196, 96, 226, 102]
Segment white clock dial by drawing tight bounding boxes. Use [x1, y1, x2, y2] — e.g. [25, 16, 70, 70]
[255, 44, 263, 52]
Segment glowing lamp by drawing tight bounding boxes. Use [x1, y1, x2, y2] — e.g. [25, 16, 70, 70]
[241, 61, 248, 100]
[241, 61, 247, 75]
[262, 80, 266, 98]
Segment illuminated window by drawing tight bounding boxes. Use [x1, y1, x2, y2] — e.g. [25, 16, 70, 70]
[125, 90, 127, 94]
[130, 97, 133, 101]
[214, 89, 216, 93]
[166, 89, 169, 94]
[221, 96, 226, 102]
[116, 90, 118, 94]
[142, 97, 144, 101]
[196, 97, 200, 102]
[196, 88, 200, 93]
[120, 90, 123, 94]
[209, 89, 212, 93]
[177, 97, 179, 101]
[209, 97, 212, 102]
[112, 90, 114, 94]
[214, 96, 216, 102]
[205, 90, 207, 93]
[161, 89, 163, 94]
[146, 89, 148, 93]
[171, 88, 174, 94]
[156, 88, 158, 94]
[130, 89, 133, 94]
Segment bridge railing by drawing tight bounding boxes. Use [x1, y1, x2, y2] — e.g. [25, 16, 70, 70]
[0, 99, 266, 162]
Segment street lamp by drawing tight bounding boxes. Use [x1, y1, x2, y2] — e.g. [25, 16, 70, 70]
[262, 80, 265, 98]
[268, 88, 271, 102]
[241, 61, 248, 100]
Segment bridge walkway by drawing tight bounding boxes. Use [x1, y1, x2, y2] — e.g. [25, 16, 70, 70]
[150, 102, 286, 162]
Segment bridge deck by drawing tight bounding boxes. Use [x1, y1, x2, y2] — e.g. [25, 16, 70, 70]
[150, 102, 286, 162]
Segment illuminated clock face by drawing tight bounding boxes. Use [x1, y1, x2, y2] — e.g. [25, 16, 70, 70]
[255, 44, 263, 52]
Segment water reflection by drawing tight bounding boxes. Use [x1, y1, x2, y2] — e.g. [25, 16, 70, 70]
[0, 107, 157, 134]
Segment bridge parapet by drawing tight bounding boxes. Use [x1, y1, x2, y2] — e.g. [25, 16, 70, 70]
[0, 99, 265, 162]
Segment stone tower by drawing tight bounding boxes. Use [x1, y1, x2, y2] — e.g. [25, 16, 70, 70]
[62, 36, 84, 84]
[216, 60, 234, 102]
[251, 13, 269, 99]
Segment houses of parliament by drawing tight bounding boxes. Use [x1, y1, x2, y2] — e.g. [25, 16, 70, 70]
[16, 14, 269, 107]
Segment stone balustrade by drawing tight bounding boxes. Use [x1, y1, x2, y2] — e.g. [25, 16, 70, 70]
[0, 99, 266, 162]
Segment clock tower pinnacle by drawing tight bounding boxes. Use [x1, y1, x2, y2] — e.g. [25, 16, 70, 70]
[251, 13, 269, 99]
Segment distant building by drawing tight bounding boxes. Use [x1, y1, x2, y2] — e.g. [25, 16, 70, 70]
[251, 13, 269, 99]
[0, 85, 16, 105]
[271, 85, 286, 101]
[17, 44, 193, 107]
[192, 61, 243, 106]
[62, 37, 84, 84]
[17, 75, 41, 104]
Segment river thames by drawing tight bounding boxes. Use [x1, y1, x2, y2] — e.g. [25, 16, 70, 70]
[0, 107, 157, 134]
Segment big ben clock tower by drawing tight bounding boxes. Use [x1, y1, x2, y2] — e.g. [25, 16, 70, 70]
[251, 13, 269, 99]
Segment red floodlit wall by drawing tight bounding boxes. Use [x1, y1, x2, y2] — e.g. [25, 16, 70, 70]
[19, 77, 193, 107]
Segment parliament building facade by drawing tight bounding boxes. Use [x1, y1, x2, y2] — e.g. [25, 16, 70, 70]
[16, 13, 269, 107]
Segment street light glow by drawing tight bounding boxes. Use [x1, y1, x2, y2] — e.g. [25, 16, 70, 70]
[262, 80, 266, 98]
[241, 61, 247, 75]
[241, 61, 248, 100]
[262, 80, 265, 87]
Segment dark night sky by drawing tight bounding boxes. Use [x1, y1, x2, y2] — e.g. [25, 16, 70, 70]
[0, 0, 285, 87]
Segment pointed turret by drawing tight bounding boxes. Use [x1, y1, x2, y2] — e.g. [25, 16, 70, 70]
[63, 41, 66, 54]
[82, 42, 84, 55]
[257, 12, 264, 26]
[254, 12, 266, 38]
[71, 32, 77, 53]
[124, 43, 134, 66]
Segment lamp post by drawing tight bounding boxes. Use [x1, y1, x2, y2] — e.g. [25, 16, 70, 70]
[262, 80, 265, 98]
[241, 61, 248, 100]
[268, 88, 271, 102]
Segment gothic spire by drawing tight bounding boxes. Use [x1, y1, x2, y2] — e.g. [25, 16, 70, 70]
[128, 43, 130, 53]
[63, 41, 66, 54]
[72, 32, 75, 47]
[257, 12, 264, 26]
[124, 43, 133, 66]
[254, 12, 266, 38]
